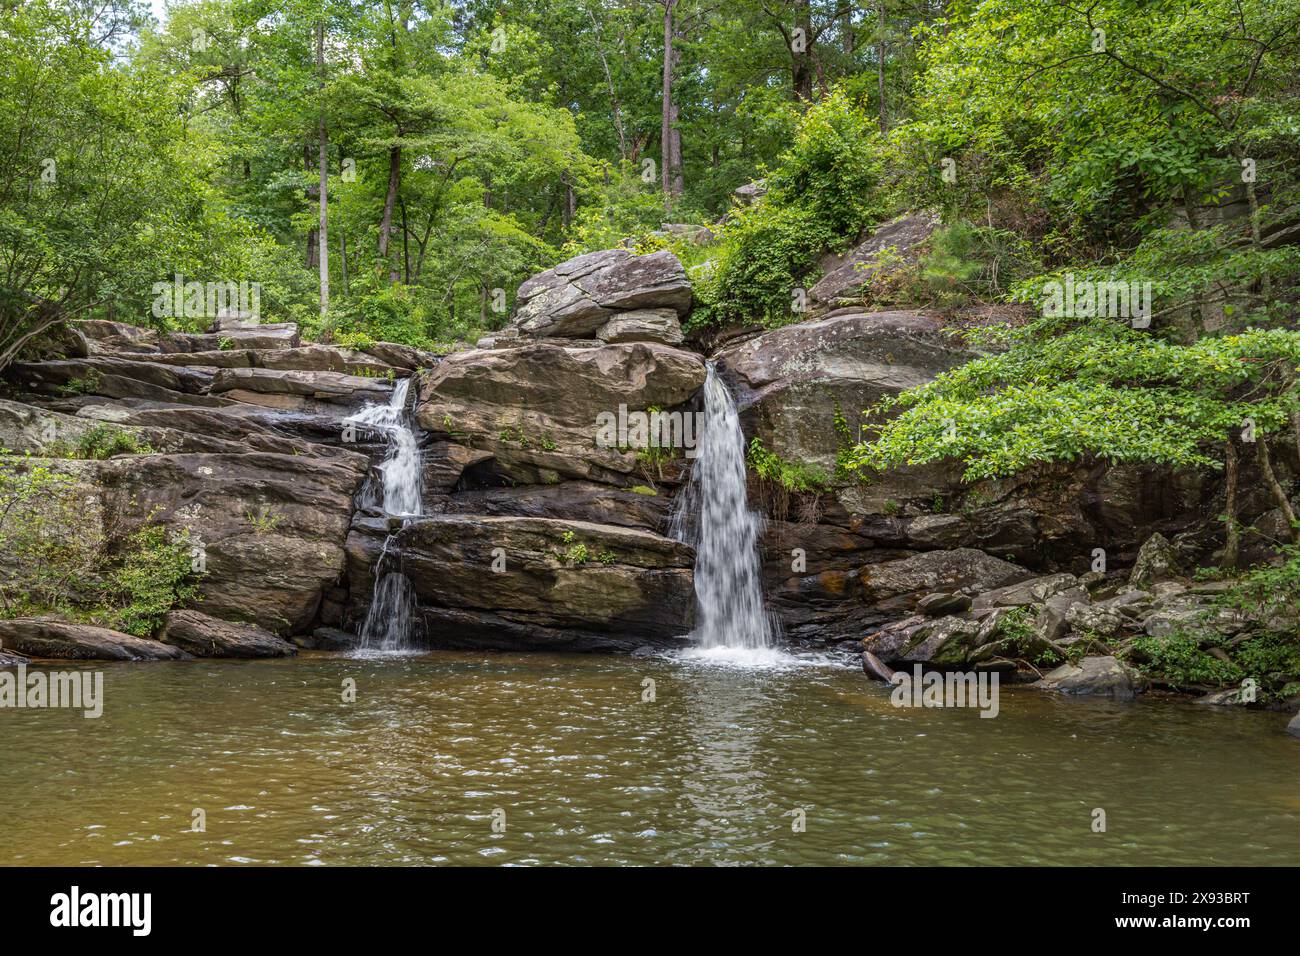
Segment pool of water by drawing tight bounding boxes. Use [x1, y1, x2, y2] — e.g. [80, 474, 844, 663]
[2, 650, 1297, 866]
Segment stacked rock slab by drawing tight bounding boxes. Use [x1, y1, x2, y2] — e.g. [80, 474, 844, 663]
[505, 249, 692, 345]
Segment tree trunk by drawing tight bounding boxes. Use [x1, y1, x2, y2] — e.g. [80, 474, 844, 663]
[792, 0, 814, 102]
[1256, 438, 1300, 543]
[399, 195, 411, 284]
[1230, 143, 1271, 302]
[340, 232, 348, 297]
[316, 19, 329, 322]
[660, 0, 677, 209]
[877, 2, 888, 132]
[1221, 439, 1240, 570]
[378, 145, 401, 284]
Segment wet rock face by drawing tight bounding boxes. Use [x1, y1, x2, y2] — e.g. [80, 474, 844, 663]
[345, 514, 694, 652]
[414, 340, 706, 485]
[511, 249, 692, 339]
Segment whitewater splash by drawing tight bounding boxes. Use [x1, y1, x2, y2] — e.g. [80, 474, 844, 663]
[346, 378, 423, 651]
[673, 363, 776, 651]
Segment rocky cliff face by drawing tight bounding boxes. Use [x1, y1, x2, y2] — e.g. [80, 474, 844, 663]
[0, 226, 1289, 677]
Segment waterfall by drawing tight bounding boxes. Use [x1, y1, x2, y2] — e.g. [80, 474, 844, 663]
[348, 377, 422, 518]
[345, 378, 423, 651]
[675, 364, 776, 651]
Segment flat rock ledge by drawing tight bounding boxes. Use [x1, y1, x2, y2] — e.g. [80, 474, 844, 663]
[0, 619, 186, 661]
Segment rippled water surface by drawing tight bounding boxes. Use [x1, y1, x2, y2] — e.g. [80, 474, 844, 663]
[2, 651, 1298, 866]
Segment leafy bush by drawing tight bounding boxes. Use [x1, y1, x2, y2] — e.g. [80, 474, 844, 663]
[850, 320, 1300, 481]
[0, 459, 102, 615]
[73, 425, 154, 460]
[695, 90, 884, 328]
[99, 524, 198, 638]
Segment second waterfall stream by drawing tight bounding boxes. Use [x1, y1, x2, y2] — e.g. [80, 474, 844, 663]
[347, 377, 423, 651]
[674, 363, 777, 652]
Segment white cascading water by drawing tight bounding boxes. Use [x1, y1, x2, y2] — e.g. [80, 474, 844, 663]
[676, 364, 776, 651]
[348, 377, 422, 518]
[345, 378, 423, 651]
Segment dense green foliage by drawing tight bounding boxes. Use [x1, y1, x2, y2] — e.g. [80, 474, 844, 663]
[852, 321, 1300, 480]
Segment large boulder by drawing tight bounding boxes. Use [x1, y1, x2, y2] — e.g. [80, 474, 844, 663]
[0, 620, 186, 661]
[345, 514, 694, 652]
[808, 211, 939, 308]
[713, 309, 969, 472]
[512, 249, 692, 339]
[414, 341, 706, 485]
[160, 609, 296, 658]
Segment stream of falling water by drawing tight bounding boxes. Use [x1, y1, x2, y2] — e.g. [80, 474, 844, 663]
[346, 378, 423, 651]
[673, 363, 776, 653]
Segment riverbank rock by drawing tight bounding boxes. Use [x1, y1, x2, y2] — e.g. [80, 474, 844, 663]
[858, 549, 1033, 613]
[1032, 655, 1142, 700]
[0, 620, 186, 661]
[345, 514, 694, 652]
[1287, 713, 1300, 739]
[160, 610, 296, 658]
[511, 249, 692, 339]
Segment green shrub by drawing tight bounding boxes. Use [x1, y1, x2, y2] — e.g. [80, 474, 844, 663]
[0, 459, 101, 615]
[99, 524, 198, 637]
[73, 425, 153, 460]
[1129, 633, 1243, 687]
[0, 458, 198, 633]
[747, 438, 828, 492]
[694, 89, 884, 328]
